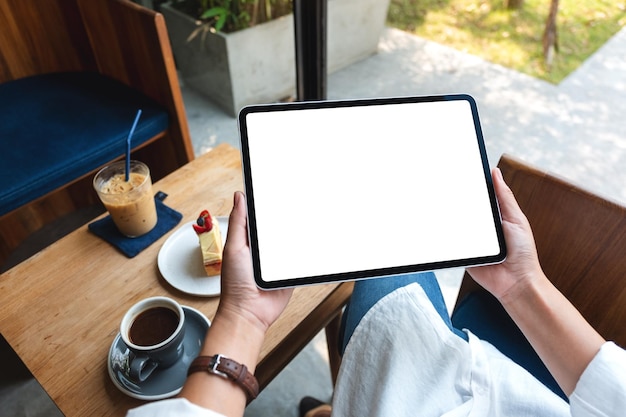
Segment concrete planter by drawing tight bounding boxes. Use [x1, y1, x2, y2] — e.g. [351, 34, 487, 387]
[162, 0, 390, 116]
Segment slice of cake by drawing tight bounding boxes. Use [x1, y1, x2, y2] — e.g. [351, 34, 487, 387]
[192, 210, 223, 276]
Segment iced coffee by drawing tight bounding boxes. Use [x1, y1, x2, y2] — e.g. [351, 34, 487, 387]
[93, 161, 157, 237]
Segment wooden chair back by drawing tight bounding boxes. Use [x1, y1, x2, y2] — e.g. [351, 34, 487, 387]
[454, 154, 626, 347]
[0, 0, 93, 80]
[77, 0, 193, 176]
[0, 0, 194, 268]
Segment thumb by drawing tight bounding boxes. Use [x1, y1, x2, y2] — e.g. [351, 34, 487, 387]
[225, 191, 249, 249]
[492, 168, 526, 226]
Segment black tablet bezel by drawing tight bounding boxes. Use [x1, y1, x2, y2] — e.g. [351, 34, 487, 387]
[238, 94, 506, 289]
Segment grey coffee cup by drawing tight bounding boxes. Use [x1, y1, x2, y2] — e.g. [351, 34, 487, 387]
[120, 296, 186, 382]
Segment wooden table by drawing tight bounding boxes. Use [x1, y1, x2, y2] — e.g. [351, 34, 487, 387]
[0, 144, 352, 416]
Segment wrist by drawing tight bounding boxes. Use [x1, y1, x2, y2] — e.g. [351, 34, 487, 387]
[179, 303, 268, 413]
[499, 271, 562, 334]
[187, 354, 259, 403]
[215, 301, 271, 337]
[216, 302, 271, 336]
[498, 267, 547, 308]
[199, 308, 266, 372]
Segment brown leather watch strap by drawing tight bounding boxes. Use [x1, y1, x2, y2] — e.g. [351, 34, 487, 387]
[188, 355, 259, 402]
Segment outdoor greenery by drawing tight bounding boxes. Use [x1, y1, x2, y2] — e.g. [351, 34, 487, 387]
[386, 0, 626, 83]
[167, 0, 291, 32]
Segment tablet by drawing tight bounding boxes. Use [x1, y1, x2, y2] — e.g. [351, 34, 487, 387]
[238, 94, 506, 289]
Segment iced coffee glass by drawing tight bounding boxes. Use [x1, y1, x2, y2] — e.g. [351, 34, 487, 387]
[93, 160, 157, 237]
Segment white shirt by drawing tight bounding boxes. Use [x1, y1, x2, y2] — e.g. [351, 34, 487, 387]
[126, 283, 626, 417]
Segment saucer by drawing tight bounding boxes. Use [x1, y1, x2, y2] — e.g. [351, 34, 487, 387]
[157, 217, 228, 297]
[108, 306, 210, 400]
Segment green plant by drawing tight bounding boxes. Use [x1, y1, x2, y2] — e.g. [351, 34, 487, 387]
[168, 0, 292, 33]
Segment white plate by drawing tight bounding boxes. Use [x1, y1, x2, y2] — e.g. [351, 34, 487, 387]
[157, 217, 228, 297]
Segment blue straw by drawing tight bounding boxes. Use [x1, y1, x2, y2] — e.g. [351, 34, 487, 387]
[125, 109, 142, 181]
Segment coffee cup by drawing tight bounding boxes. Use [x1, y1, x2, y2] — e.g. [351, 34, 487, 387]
[93, 160, 157, 237]
[120, 297, 185, 382]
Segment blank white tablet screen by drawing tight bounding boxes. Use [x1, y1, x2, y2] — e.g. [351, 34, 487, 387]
[240, 96, 505, 288]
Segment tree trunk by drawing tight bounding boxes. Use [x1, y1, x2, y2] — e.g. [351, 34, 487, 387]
[504, 0, 525, 9]
[543, 0, 559, 70]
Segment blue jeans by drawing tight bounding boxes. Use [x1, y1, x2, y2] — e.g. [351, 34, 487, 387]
[339, 272, 567, 402]
[339, 272, 467, 355]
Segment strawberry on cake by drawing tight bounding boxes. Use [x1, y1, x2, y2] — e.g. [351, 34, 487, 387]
[193, 210, 223, 276]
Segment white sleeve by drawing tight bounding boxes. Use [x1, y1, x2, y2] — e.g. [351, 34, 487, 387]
[126, 398, 226, 417]
[570, 342, 626, 417]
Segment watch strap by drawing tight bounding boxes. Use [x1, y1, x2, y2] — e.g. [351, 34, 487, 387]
[188, 355, 259, 402]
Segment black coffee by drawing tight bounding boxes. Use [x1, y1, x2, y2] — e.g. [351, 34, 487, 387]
[129, 306, 179, 346]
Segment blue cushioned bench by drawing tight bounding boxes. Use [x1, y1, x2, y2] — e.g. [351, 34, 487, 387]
[0, 0, 194, 270]
[0, 72, 169, 217]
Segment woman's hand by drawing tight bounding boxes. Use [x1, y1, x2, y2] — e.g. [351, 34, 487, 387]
[179, 192, 292, 416]
[218, 191, 293, 333]
[468, 168, 605, 396]
[467, 168, 544, 303]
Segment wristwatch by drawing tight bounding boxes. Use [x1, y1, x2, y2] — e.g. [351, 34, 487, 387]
[187, 354, 259, 402]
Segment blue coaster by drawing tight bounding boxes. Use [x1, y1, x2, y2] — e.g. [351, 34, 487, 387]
[88, 198, 182, 258]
